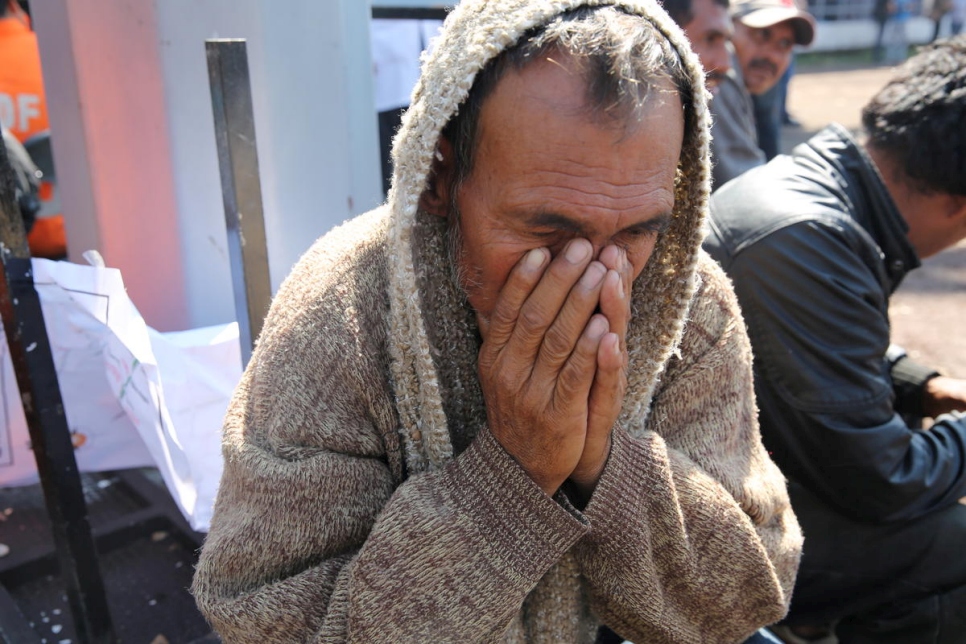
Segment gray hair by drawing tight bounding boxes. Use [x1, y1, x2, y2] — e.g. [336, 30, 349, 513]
[440, 4, 694, 199]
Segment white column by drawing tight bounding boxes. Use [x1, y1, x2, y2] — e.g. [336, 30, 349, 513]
[32, 0, 382, 331]
[32, 0, 189, 330]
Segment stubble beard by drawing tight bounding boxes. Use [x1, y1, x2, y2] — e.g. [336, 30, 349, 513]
[445, 205, 483, 305]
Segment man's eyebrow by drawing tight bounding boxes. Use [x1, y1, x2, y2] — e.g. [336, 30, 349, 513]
[525, 211, 588, 234]
[525, 210, 673, 234]
[624, 212, 673, 234]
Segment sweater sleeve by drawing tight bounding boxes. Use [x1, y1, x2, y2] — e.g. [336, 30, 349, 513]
[575, 256, 802, 643]
[191, 233, 589, 642]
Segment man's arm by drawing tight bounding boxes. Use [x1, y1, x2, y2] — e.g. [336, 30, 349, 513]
[725, 220, 966, 522]
[886, 344, 941, 418]
[890, 346, 966, 418]
[574, 255, 802, 643]
[192, 229, 588, 642]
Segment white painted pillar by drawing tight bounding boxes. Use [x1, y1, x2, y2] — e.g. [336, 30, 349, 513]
[32, 0, 382, 331]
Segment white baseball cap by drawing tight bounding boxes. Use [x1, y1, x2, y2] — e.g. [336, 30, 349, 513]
[732, 0, 817, 46]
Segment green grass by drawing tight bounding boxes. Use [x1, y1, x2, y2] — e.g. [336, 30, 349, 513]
[796, 48, 879, 69]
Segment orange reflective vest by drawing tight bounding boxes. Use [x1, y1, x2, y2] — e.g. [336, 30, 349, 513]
[0, 13, 66, 259]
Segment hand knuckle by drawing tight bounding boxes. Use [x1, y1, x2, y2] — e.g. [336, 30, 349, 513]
[557, 363, 586, 393]
[489, 305, 517, 331]
[517, 306, 547, 339]
[542, 326, 574, 363]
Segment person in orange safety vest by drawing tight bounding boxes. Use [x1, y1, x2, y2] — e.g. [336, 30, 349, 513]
[0, 0, 66, 259]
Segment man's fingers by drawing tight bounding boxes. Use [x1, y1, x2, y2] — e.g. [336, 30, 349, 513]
[532, 260, 606, 378]
[566, 332, 623, 495]
[597, 245, 631, 355]
[555, 314, 608, 404]
[587, 333, 624, 450]
[482, 247, 549, 347]
[598, 269, 629, 352]
[504, 239, 594, 364]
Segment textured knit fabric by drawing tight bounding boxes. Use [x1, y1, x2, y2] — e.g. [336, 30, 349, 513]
[192, 1, 802, 642]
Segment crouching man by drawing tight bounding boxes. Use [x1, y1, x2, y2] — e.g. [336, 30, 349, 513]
[193, 1, 802, 641]
[707, 37, 966, 642]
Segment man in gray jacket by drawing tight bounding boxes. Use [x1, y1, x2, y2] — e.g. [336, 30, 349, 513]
[709, 0, 814, 189]
[706, 38, 966, 642]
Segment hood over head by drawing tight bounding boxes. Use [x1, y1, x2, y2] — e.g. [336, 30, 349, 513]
[385, 0, 712, 474]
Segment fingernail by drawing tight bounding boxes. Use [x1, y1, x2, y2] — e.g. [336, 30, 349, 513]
[581, 262, 606, 288]
[525, 248, 547, 269]
[565, 239, 590, 264]
[588, 315, 607, 338]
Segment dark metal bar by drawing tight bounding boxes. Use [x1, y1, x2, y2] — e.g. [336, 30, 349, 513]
[371, 7, 449, 19]
[0, 140, 116, 642]
[206, 39, 272, 367]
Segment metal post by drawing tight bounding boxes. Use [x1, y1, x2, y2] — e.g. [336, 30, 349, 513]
[206, 39, 272, 367]
[371, 0, 453, 19]
[371, 7, 450, 19]
[0, 134, 116, 641]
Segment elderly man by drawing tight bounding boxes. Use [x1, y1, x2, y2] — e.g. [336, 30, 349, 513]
[706, 38, 966, 642]
[661, 0, 733, 93]
[192, 2, 802, 641]
[709, 0, 814, 188]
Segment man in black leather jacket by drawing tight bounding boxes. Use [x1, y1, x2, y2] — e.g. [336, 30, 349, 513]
[705, 38, 966, 642]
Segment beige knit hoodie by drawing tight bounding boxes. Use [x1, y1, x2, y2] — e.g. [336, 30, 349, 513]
[192, 1, 803, 642]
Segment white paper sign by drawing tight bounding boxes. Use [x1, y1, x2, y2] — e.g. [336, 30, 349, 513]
[1, 258, 240, 532]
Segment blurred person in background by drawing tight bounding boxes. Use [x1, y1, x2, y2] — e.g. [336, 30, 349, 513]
[883, 0, 917, 63]
[930, 0, 953, 40]
[873, 0, 893, 61]
[0, 0, 66, 259]
[661, 0, 733, 95]
[709, 0, 814, 188]
[952, 0, 965, 33]
[707, 38, 966, 643]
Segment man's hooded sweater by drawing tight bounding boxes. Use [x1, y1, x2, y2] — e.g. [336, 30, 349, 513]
[192, 1, 802, 641]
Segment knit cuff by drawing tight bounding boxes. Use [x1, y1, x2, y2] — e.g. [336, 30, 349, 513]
[444, 426, 590, 582]
[890, 355, 941, 418]
[580, 426, 642, 530]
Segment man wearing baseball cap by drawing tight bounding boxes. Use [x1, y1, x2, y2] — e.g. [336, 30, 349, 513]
[731, 0, 815, 97]
[709, 0, 814, 188]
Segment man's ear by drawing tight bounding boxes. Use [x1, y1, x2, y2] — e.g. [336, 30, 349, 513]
[419, 137, 456, 218]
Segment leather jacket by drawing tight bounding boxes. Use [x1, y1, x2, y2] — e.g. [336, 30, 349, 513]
[705, 124, 966, 524]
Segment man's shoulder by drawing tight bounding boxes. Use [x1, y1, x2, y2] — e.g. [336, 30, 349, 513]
[265, 206, 392, 342]
[282, 207, 391, 298]
[653, 252, 753, 396]
[711, 70, 751, 116]
[706, 158, 857, 264]
[676, 252, 747, 354]
[709, 72, 764, 188]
